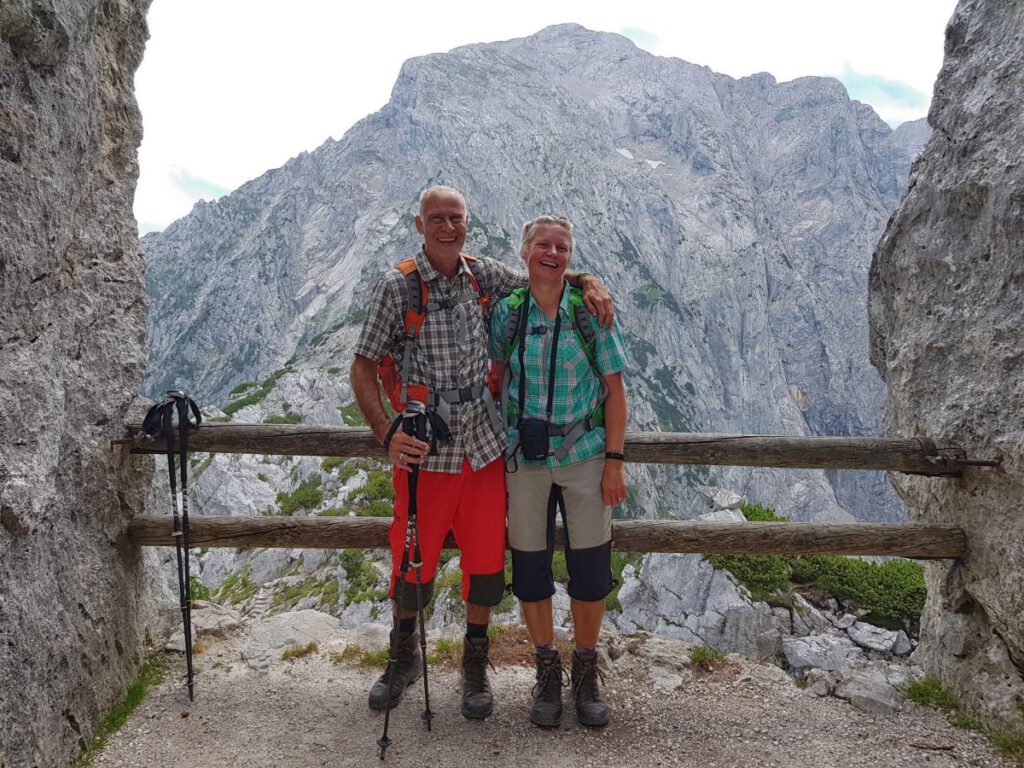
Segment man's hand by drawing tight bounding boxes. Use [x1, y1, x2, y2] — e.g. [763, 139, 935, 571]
[580, 274, 614, 328]
[387, 429, 429, 473]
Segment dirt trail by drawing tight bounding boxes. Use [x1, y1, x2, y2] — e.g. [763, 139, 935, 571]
[95, 631, 1013, 768]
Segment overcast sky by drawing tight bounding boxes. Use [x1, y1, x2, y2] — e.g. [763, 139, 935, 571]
[134, 0, 957, 233]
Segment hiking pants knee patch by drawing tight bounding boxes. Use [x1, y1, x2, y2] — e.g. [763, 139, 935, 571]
[393, 577, 435, 612]
[511, 548, 556, 603]
[566, 541, 613, 602]
[466, 570, 505, 607]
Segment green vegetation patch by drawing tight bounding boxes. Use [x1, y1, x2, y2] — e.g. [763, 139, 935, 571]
[275, 475, 323, 516]
[75, 653, 166, 766]
[341, 549, 388, 604]
[906, 677, 958, 711]
[222, 367, 292, 416]
[689, 645, 726, 672]
[790, 556, 926, 632]
[359, 470, 395, 502]
[703, 504, 926, 631]
[214, 565, 258, 606]
[606, 552, 643, 612]
[907, 678, 1024, 764]
[189, 575, 211, 602]
[229, 381, 260, 396]
[270, 575, 340, 613]
[281, 642, 319, 661]
[338, 401, 367, 426]
[263, 410, 303, 425]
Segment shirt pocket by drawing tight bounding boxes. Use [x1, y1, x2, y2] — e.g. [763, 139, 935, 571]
[560, 335, 590, 389]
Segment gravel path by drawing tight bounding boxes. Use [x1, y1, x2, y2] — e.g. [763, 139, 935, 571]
[96, 631, 1014, 768]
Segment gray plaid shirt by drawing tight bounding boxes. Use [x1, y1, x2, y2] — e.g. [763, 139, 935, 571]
[354, 250, 525, 473]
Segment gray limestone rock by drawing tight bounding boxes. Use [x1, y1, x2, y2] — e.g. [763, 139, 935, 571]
[0, 2, 153, 765]
[833, 661, 922, 716]
[847, 621, 907, 653]
[783, 635, 866, 672]
[240, 610, 343, 669]
[868, 0, 1024, 724]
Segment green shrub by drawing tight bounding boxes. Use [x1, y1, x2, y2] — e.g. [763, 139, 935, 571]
[275, 475, 323, 516]
[701, 502, 926, 633]
[790, 556, 925, 632]
[739, 502, 788, 522]
[189, 576, 210, 602]
[321, 455, 347, 473]
[706, 553, 792, 601]
[359, 500, 393, 518]
[360, 470, 395, 502]
[341, 549, 388, 604]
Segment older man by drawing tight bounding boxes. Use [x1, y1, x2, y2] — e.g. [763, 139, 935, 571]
[350, 185, 611, 720]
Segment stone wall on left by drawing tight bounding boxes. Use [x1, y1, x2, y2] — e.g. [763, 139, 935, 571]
[0, 1, 154, 765]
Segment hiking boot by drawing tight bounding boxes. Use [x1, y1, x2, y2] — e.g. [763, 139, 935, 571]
[530, 648, 565, 728]
[368, 629, 423, 711]
[461, 635, 494, 719]
[571, 649, 609, 727]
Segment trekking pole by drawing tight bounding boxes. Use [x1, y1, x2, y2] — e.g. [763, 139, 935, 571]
[170, 391, 201, 701]
[403, 402, 433, 734]
[142, 390, 202, 701]
[378, 401, 431, 760]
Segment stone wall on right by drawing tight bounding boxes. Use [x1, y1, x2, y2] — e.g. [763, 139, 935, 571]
[869, 0, 1024, 723]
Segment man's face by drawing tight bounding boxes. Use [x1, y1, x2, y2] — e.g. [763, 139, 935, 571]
[415, 192, 468, 261]
[522, 223, 572, 284]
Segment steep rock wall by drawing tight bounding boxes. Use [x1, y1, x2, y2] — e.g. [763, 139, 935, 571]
[869, 0, 1024, 723]
[0, 1, 153, 764]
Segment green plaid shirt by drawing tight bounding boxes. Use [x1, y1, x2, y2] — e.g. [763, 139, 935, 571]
[489, 286, 629, 467]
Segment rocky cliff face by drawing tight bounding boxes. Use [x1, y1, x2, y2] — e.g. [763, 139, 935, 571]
[869, 0, 1024, 724]
[144, 24, 924, 524]
[0, 1, 154, 764]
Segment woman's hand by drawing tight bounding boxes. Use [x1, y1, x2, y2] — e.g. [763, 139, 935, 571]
[601, 459, 627, 506]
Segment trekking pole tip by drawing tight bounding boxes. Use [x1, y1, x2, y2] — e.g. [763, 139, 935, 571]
[377, 736, 391, 760]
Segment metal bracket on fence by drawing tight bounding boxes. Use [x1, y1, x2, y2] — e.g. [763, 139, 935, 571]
[909, 436, 1001, 476]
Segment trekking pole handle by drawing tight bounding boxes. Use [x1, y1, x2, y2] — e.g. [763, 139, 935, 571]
[402, 401, 428, 443]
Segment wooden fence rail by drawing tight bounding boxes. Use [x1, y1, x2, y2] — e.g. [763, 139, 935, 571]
[128, 516, 967, 559]
[125, 423, 980, 476]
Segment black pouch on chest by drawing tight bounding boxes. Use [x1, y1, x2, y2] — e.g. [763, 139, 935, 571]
[518, 417, 550, 460]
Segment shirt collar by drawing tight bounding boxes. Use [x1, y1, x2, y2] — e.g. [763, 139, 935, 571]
[415, 247, 471, 284]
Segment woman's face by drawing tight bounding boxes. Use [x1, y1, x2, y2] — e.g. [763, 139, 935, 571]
[522, 223, 572, 285]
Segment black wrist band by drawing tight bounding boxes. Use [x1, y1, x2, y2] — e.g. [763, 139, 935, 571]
[605, 451, 625, 461]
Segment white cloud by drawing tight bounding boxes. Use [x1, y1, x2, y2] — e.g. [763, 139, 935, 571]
[134, 0, 956, 232]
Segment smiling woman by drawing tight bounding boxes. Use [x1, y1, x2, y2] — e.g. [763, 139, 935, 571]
[489, 213, 629, 729]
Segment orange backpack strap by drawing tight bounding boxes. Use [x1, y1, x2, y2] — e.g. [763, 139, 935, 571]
[461, 253, 490, 317]
[395, 258, 428, 339]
